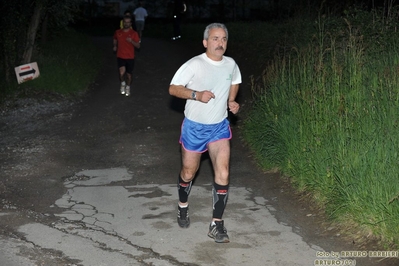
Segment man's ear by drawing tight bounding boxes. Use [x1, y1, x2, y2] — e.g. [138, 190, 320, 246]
[202, 39, 207, 48]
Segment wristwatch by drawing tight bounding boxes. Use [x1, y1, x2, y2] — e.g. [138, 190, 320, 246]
[191, 91, 197, 100]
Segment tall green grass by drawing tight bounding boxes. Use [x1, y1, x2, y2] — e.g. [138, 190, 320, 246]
[242, 8, 399, 246]
[19, 28, 103, 95]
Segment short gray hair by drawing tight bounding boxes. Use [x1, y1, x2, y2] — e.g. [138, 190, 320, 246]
[203, 23, 228, 40]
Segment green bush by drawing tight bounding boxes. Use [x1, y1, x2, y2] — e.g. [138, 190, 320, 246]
[19, 28, 103, 95]
[242, 7, 399, 247]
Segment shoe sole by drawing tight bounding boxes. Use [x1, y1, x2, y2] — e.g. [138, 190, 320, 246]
[207, 233, 230, 243]
[177, 219, 190, 228]
[178, 223, 190, 228]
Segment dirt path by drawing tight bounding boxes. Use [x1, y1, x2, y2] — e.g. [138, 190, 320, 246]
[0, 36, 397, 265]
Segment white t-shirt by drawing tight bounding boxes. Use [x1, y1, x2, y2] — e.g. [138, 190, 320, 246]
[170, 53, 242, 124]
[133, 7, 148, 21]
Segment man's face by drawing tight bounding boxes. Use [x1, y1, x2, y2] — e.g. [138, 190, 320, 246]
[203, 28, 228, 61]
[123, 18, 132, 29]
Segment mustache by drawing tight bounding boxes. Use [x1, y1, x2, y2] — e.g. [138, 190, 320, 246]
[216, 46, 224, 51]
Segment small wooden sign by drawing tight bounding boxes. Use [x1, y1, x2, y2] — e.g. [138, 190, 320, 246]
[15, 62, 40, 84]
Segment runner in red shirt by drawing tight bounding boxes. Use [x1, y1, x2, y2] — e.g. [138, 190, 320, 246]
[113, 16, 141, 97]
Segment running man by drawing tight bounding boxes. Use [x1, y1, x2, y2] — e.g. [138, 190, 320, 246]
[169, 23, 242, 243]
[113, 16, 140, 97]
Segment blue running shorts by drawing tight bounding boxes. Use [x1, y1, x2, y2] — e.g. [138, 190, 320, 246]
[179, 118, 232, 153]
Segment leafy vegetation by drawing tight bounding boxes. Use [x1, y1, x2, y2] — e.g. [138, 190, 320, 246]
[241, 6, 399, 247]
[0, 28, 102, 101]
[19, 29, 103, 95]
[0, 0, 82, 94]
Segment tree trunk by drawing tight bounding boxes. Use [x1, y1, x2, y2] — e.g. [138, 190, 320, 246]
[22, 2, 43, 64]
[40, 13, 48, 45]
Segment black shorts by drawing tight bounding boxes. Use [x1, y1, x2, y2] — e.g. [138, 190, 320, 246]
[117, 58, 135, 74]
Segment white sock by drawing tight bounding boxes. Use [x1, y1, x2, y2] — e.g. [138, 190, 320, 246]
[121, 81, 126, 86]
[178, 203, 188, 208]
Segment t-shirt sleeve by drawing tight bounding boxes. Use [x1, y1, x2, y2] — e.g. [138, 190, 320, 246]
[232, 64, 242, 85]
[170, 63, 194, 86]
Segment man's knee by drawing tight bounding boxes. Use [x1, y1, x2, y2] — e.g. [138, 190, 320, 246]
[214, 168, 229, 185]
[180, 168, 197, 182]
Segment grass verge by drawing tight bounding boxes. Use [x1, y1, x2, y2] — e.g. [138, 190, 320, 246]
[16, 28, 103, 97]
[241, 8, 399, 248]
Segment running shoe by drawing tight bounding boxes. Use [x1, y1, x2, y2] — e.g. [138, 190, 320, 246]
[177, 205, 190, 228]
[208, 220, 230, 243]
[120, 84, 126, 95]
[125, 86, 130, 97]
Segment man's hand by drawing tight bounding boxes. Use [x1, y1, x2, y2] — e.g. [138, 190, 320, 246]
[197, 91, 215, 103]
[113, 45, 117, 53]
[228, 101, 240, 114]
